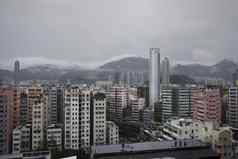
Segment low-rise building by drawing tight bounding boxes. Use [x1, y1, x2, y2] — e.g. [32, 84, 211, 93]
[162, 118, 234, 159]
[47, 124, 62, 151]
[12, 124, 31, 153]
[130, 96, 145, 122]
[0, 151, 50, 159]
[91, 140, 219, 159]
[106, 121, 119, 144]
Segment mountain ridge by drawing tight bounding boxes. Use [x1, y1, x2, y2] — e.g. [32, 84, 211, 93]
[0, 57, 237, 82]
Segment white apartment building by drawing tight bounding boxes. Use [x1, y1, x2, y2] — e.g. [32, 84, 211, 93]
[64, 87, 106, 149]
[106, 121, 119, 144]
[32, 98, 45, 151]
[64, 87, 89, 149]
[162, 118, 214, 140]
[93, 92, 106, 145]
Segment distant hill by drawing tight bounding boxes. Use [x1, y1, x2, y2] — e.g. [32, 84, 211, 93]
[170, 74, 196, 85]
[0, 57, 237, 82]
[100, 57, 238, 81]
[99, 57, 148, 72]
[0, 64, 82, 81]
[172, 59, 238, 81]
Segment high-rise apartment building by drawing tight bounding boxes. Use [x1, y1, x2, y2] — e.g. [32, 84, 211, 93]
[32, 97, 45, 151]
[12, 88, 20, 129]
[48, 86, 64, 125]
[0, 87, 20, 154]
[192, 88, 222, 124]
[64, 87, 106, 150]
[19, 91, 28, 126]
[107, 87, 128, 122]
[161, 86, 174, 122]
[162, 57, 170, 86]
[227, 87, 238, 140]
[0, 88, 14, 154]
[91, 92, 106, 145]
[161, 85, 194, 122]
[149, 48, 160, 111]
[177, 87, 193, 118]
[64, 87, 84, 149]
[27, 84, 44, 125]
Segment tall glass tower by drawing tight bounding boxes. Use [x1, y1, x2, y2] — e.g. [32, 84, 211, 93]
[149, 48, 160, 111]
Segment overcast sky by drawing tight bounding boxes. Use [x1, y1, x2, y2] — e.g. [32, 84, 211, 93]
[0, 0, 238, 69]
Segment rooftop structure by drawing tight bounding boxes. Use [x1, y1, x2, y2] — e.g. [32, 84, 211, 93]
[92, 140, 219, 159]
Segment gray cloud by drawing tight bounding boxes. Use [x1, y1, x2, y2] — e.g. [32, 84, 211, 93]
[0, 0, 238, 69]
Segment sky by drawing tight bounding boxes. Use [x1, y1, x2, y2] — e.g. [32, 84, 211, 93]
[0, 0, 238, 69]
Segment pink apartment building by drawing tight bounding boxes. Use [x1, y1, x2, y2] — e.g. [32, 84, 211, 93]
[192, 88, 222, 124]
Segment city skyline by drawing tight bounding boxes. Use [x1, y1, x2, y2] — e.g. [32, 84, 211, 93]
[1, 1, 238, 158]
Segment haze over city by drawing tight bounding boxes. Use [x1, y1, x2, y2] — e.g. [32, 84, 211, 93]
[1, 0, 238, 69]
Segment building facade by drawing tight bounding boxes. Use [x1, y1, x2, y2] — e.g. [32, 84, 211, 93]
[107, 87, 128, 122]
[106, 121, 119, 144]
[64, 87, 107, 150]
[32, 97, 45, 151]
[92, 92, 106, 145]
[48, 86, 64, 125]
[149, 48, 160, 111]
[47, 124, 62, 151]
[161, 85, 193, 122]
[192, 88, 222, 124]
[161, 57, 170, 86]
[0, 88, 14, 154]
[130, 97, 145, 122]
[227, 87, 238, 140]
[12, 124, 31, 153]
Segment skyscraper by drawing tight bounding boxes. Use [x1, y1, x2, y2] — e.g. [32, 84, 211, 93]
[14, 60, 20, 73]
[162, 57, 170, 86]
[149, 48, 160, 111]
[14, 60, 20, 85]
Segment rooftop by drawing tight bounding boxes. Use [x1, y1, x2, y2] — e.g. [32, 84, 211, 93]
[93, 140, 218, 159]
[95, 140, 207, 154]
